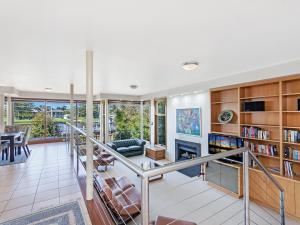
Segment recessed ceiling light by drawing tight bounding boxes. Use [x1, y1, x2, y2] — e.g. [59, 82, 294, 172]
[130, 85, 138, 89]
[45, 88, 52, 92]
[182, 61, 199, 71]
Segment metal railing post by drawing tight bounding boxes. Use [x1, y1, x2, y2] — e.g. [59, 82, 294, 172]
[141, 177, 149, 225]
[280, 191, 285, 225]
[243, 151, 250, 225]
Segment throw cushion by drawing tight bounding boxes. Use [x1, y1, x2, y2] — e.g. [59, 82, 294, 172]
[117, 147, 129, 153]
[128, 146, 141, 151]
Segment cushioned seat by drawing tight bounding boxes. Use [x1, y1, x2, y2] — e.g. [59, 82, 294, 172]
[116, 147, 129, 152]
[94, 175, 141, 222]
[128, 145, 141, 151]
[107, 139, 146, 157]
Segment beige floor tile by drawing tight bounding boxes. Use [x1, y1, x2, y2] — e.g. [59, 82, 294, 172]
[5, 194, 35, 211]
[11, 186, 37, 199]
[37, 181, 58, 193]
[35, 189, 59, 203]
[59, 178, 77, 188]
[0, 192, 13, 202]
[39, 176, 58, 185]
[0, 201, 8, 213]
[32, 197, 60, 212]
[0, 205, 32, 222]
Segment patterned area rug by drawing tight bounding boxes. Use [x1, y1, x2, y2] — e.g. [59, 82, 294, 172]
[0, 202, 88, 225]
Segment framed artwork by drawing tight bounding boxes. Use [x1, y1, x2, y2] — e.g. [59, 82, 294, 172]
[176, 108, 201, 136]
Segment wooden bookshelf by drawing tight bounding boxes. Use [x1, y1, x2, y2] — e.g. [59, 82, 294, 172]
[210, 74, 300, 218]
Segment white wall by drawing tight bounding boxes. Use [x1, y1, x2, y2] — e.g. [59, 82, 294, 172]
[166, 92, 211, 161]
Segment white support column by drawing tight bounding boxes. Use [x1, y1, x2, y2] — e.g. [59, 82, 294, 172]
[99, 102, 104, 142]
[0, 94, 4, 132]
[150, 99, 155, 145]
[86, 50, 94, 200]
[70, 84, 74, 156]
[104, 99, 109, 143]
[7, 96, 13, 126]
[140, 101, 144, 140]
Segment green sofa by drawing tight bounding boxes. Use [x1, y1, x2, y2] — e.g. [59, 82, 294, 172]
[107, 139, 146, 157]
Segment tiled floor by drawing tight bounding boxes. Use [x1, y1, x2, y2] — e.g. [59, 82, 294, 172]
[0, 143, 85, 223]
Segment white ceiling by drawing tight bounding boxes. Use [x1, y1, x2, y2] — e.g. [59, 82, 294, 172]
[0, 0, 300, 96]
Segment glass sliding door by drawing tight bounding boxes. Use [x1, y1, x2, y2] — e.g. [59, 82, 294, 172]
[143, 101, 151, 141]
[75, 101, 101, 138]
[13, 100, 46, 140]
[155, 98, 166, 146]
[108, 100, 141, 140]
[46, 101, 70, 140]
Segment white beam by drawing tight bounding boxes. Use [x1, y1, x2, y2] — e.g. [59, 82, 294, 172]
[0, 94, 4, 132]
[150, 99, 155, 145]
[7, 96, 12, 125]
[104, 99, 109, 143]
[86, 50, 94, 201]
[69, 84, 74, 156]
[140, 101, 144, 140]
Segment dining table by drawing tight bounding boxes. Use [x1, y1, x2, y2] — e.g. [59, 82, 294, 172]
[0, 132, 22, 162]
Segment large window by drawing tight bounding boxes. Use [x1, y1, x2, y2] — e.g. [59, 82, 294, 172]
[13, 100, 46, 140]
[12, 99, 101, 142]
[143, 101, 151, 141]
[46, 101, 70, 139]
[108, 101, 141, 140]
[75, 102, 101, 138]
[155, 98, 166, 146]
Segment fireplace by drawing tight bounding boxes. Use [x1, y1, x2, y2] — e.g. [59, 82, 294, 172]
[175, 139, 201, 177]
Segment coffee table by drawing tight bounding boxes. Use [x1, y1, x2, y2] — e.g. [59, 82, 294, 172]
[139, 161, 163, 182]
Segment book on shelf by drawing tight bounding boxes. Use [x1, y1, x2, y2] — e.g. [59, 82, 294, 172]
[284, 129, 300, 143]
[244, 141, 278, 156]
[269, 167, 280, 174]
[242, 126, 270, 140]
[284, 146, 300, 161]
[284, 161, 295, 178]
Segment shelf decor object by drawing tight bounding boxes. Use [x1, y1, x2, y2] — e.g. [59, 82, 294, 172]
[218, 110, 234, 124]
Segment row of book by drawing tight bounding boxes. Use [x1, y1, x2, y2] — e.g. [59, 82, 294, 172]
[284, 146, 300, 160]
[283, 129, 300, 143]
[241, 126, 270, 140]
[208, 134, 243, 148]
[244, 141, 278, 156]
[284, 161, 295, 178]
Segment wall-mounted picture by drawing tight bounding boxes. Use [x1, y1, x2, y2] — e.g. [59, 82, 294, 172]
[176, 108, 201, 136]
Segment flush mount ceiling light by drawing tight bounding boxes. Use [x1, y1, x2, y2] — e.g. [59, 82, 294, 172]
[182, 61, 199, 71]
[130, 84, 138, 89]
[45, 88, 52, 92]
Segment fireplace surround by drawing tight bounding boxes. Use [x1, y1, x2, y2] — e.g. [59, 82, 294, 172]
[175, 139, 201, 177]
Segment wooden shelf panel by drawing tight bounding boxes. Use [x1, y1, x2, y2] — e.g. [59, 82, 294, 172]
[240, 95, 279, 100]
[210, 131, 239, 136]
[255, 153, 280, 159]
[240, 113, 279, 126]
[211, 88, 238, 103]
[211, 101, 238, 104]
[242, 137, 280, 143]
[283, 113, 300, 127]
[240, 124, 279, 128]
[282, 79, 300, 95]
[283, 142, 300, 146]
[284, 158, 300, 164]
[283, 93, 300, 96]
[211, 122, 238, 125]
[240, 111, 279, 113]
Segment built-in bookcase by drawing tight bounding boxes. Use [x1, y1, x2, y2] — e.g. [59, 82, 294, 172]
[210, 74, 300, 182]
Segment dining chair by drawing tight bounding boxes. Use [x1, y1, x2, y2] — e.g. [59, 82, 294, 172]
[1, 137, 10, 161]
[14, 126, 31, 157]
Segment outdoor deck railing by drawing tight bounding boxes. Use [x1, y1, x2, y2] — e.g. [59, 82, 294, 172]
[66, 123, 285, 225]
